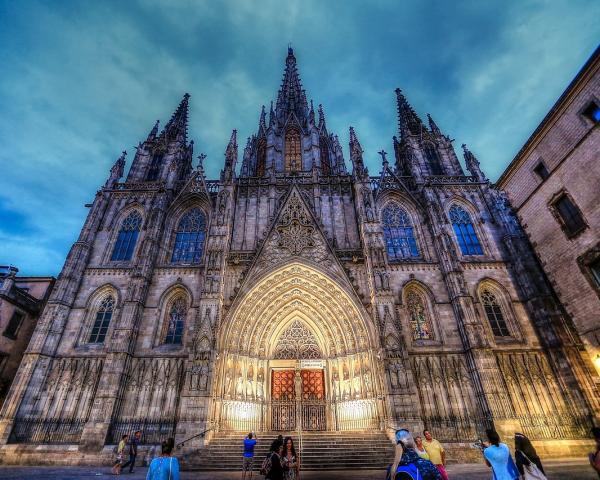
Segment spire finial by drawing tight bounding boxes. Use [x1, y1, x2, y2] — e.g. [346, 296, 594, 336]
[427, 113, 441, 135]
[161, 93, 190, 144]
[147, 119, 160, 140]
[378, 149, 389, 166]
[318, 103, 326, 128]
[276, 45, 308, 122]
[259, 105, 267, 130]
[462, 143, 486, 181]
[349, 126, 366, 177]
[395, 88, 424, 139]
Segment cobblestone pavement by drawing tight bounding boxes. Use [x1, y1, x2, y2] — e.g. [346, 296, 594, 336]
[0, 459, 596, 479]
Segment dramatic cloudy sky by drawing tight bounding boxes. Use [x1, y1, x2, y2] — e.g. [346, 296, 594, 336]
[0, 0, 598, 276]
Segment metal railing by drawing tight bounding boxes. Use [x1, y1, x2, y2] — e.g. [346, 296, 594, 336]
[515, 413, 592, 440]
[421, 414, 492, 443]
[176, 426, 213, 450]
[108, 418, 177, 445]
[9, 417, 87, 444]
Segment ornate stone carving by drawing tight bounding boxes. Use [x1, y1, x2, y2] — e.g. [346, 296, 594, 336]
[273, 319, 322, 359]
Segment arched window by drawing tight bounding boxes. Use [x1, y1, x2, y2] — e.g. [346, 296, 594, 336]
[320, 138, 331, 175]
[382, 203, 419, 260]
[146, 153, 163, 181]
[88, 295, 115, 344]
[449, 205, 483, 255]
[111, 211, 143, 261]
[480, 288, 510, 337]
[285, 128, 301, 172]
[256, 139, 266, 177]
[406, 290, 434, 340]
[164, 297, 186, 344]
[424, 144, 443, 175]
[171, 208, 206, 263]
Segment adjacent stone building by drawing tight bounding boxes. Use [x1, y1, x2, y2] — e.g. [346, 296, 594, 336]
[497, 45, 600, 373]
[0, 48, 598, 466]
[0, 266, 55, 407]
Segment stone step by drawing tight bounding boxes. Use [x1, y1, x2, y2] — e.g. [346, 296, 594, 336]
[182, 430, 394, 471]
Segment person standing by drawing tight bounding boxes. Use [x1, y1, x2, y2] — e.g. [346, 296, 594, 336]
[265, 439, 285, 480]
[589, 427, 600, 479]
[423, 430, 449, 480]
[415, 436, 430, 460]
[146, 437, 180, 480]
[122, 430, 141, 474]
[242, 431, 257, 480]
[514, 432, 545, 478]
[282, 436, 299, 480]
[390, 429, 441, 480]
[482, 429, 518, 480]
[112, 434, 128, 475]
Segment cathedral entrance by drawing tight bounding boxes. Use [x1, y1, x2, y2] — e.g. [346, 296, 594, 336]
[213, 262, 385, 433]
[271, 369, 326, 431]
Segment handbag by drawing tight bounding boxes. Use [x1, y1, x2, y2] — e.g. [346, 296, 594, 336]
[520, 452, 547, 480]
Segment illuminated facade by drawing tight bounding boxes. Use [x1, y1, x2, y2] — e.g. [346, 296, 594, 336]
[0, 48, 598, 464]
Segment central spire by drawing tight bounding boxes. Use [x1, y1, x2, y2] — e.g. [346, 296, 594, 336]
[275, 46, 309, 123]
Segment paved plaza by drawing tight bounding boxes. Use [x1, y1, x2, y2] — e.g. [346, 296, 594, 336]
[0, 459, 597, 480]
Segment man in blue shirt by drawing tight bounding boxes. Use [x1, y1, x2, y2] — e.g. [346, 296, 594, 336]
[242, 431, 257, 479]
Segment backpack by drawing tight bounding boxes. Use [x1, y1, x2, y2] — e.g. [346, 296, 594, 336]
[395, 463, 422, 480]
[259, 452, 273, 476]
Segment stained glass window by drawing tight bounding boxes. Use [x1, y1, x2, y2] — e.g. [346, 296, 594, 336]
[256, 139, 266, 177]
[320, 138, 331, 175]
[449, 205, 483, 255]
[407, 291, 433, 340]
[171, 208, 206, 263]
[285, 128, 301, 172]
[89, 295, 114, 344]
[111, 211, 142, 261]
[481, 289, 510, 337]
[146, 153, 163, 181]
[382, 203, 419, 260]
[424, 143, 443, 175]
[164, 297, 186, 344]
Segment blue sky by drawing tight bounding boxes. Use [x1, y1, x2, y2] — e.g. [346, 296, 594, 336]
[0, 0, 598, 276]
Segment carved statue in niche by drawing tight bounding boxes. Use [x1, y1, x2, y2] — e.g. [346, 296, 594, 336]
[389, 364, 399, 389]
[235, 367, 245, 399]
[332, 371, 340, 400]
[217, 191, 229, 225]
[352, 363, 362, 398]
[363, 194, 375, 222]
[363, 367, 373, 395]
[199, 364, 209, 391]
[382, 272, 390, 290]
[256, 368, 264, 400]
[342, 363, 350, 399]
[224, 367, 233, 398]
[294, 370, 302, 399]
[246, 364, 254, 399]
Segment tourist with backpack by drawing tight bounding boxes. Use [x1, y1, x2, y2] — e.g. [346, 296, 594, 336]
[389, 429, 442, 480]
[261, 438, 285, 480]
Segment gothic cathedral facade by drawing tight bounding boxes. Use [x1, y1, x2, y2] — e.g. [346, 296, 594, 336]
[1, 48, 598, 460]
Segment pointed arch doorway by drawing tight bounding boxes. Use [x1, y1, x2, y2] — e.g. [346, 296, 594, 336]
[213, 262, 386, 433]
[270, 319, 326, 431]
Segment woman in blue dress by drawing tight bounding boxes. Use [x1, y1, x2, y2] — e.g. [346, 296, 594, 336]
[146, 437, 180, 480]
[482, 429, 519, 480]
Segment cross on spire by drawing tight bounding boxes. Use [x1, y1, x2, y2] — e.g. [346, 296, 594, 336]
[378, 149, 389, 166]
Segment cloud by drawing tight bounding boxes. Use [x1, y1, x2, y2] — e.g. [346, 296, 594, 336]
[0, 0, 598, 275]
